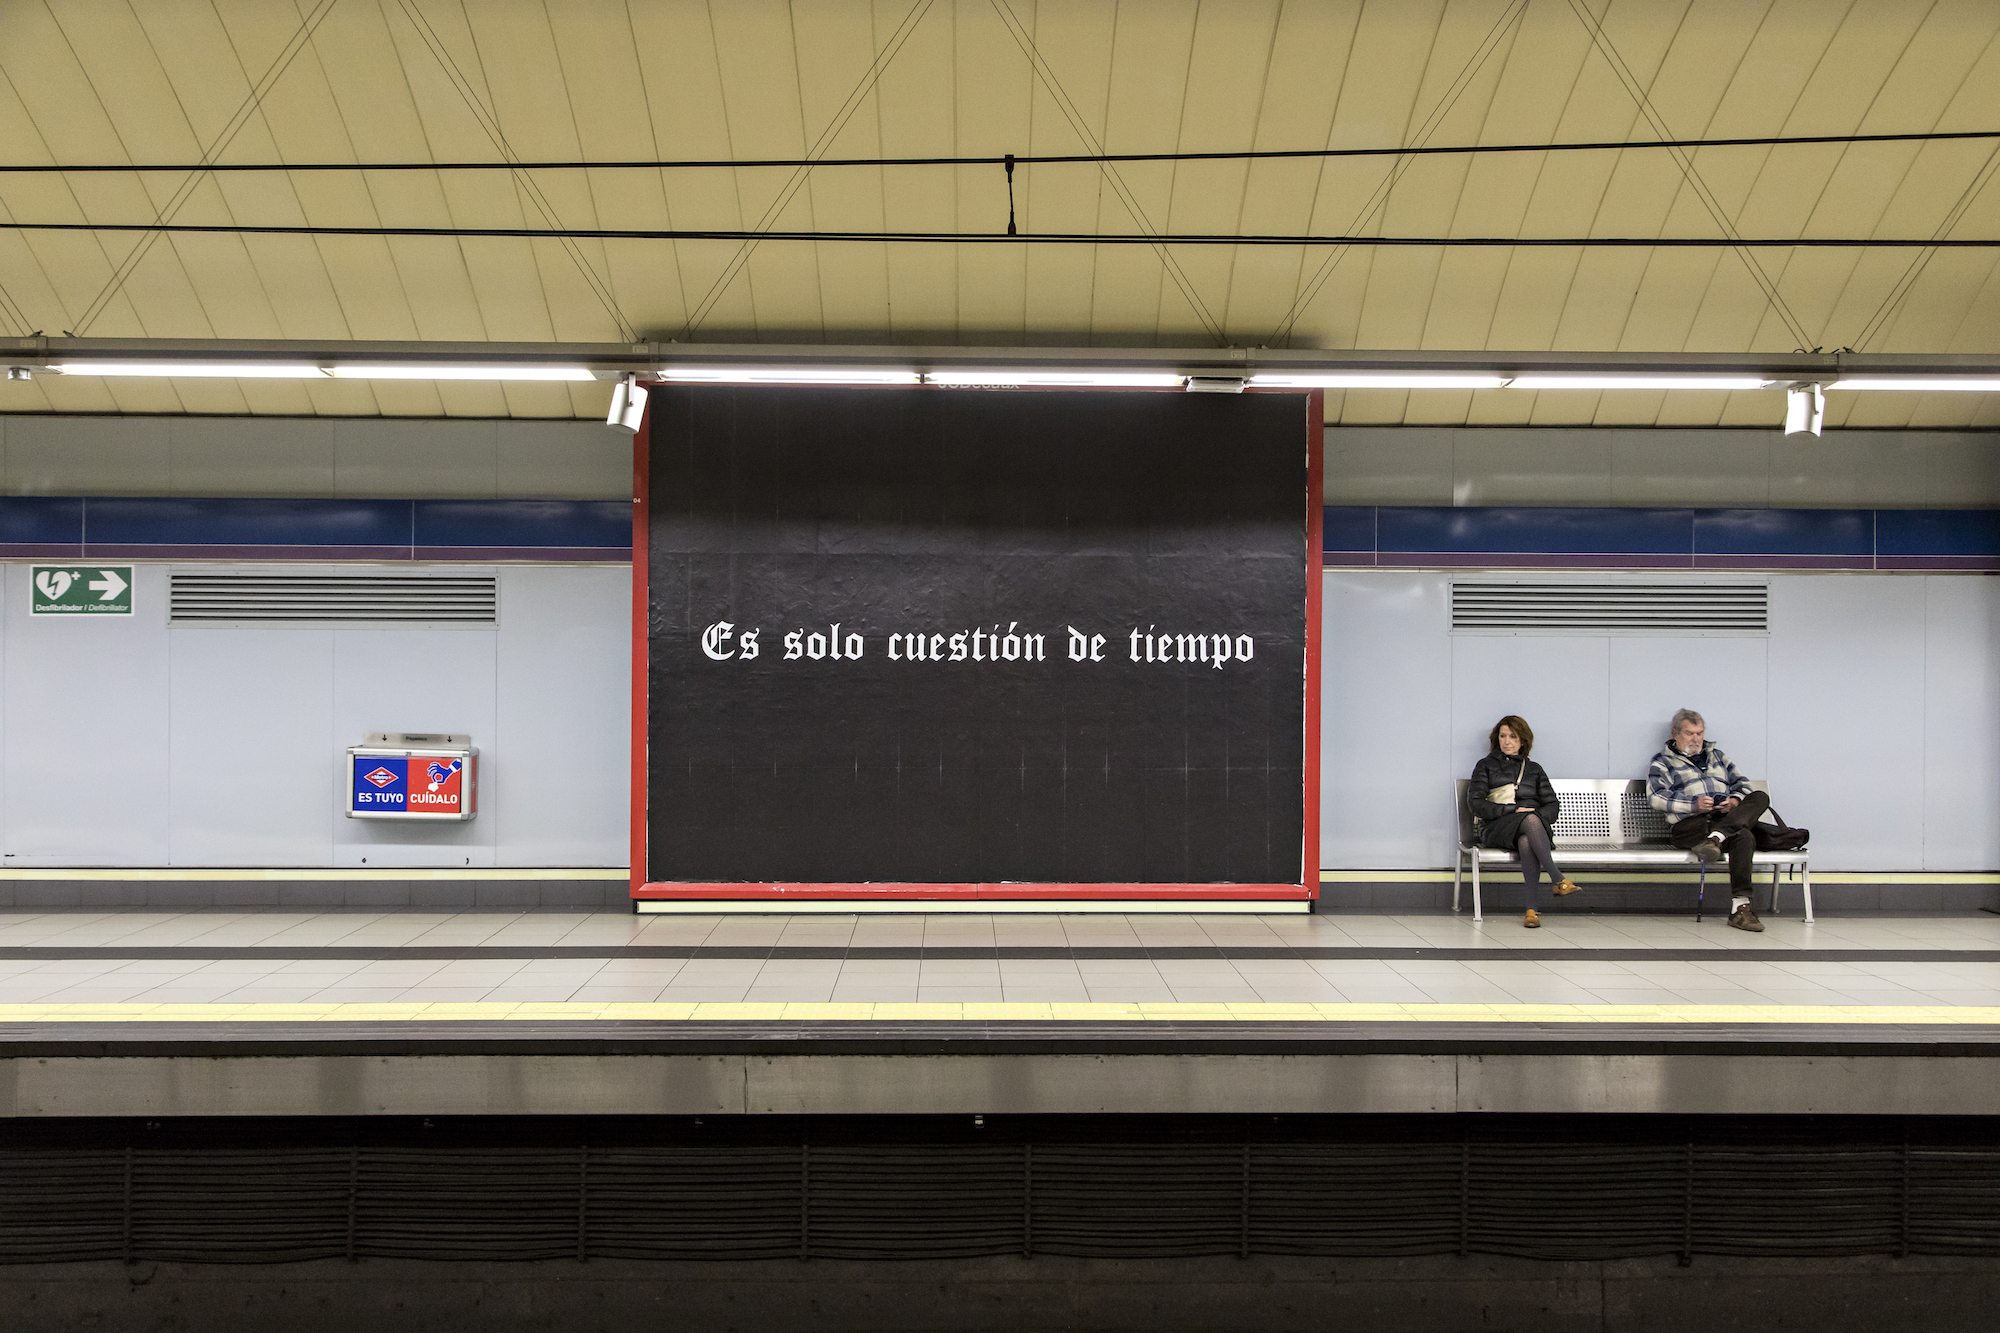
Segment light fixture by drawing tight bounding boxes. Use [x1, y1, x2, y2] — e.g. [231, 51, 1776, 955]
[328, 365, 593, 381]
[1783, 383, 1826, 437]
[925, 371, 1184, 387]
[656, 368, 921, 385]
[1830, 378, 2000, 392]
[1185, 376, 1246, 394]
[6, 367, 30, 381]
[607, 374, 648, 433]
[51, 362, 328, 378]
[1247, 373, 1508, 390]
[1506, 376, 1773, 391]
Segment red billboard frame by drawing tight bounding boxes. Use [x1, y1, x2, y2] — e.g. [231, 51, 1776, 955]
[630, 387, 1323, 907]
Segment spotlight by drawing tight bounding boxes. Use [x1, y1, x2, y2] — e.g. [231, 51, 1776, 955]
[607, 374, 648, 433]
[6, 367, 30, 381]
[1783, 383, 1825, 438]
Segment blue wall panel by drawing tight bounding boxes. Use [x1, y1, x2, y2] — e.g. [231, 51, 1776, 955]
[0, 497, 84, 556]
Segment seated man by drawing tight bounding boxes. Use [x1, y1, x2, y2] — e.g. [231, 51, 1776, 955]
[1648, 709, 1772, 932]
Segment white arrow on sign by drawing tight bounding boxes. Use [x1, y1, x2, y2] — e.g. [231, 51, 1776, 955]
[88, 569, 127, 602]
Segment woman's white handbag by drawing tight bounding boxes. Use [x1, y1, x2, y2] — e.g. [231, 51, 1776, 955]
[1487, 760, 1527, 807]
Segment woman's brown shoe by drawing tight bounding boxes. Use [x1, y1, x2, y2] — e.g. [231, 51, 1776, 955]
[1523, 909, 1541, 928]
[1552, 879, 1582, 897]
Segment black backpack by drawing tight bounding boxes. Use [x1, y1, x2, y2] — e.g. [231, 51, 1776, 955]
[1752, 807, 1810, 852]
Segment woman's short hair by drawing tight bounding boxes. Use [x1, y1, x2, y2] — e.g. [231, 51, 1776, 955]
[1670, 708, 1705, 736]
[1489, 715, 1533, 755]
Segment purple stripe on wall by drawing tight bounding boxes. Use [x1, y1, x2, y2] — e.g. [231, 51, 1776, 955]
[1375, 551, 1695, 569]
[81, 544, 416, 561]
[411, 545, 631, 563]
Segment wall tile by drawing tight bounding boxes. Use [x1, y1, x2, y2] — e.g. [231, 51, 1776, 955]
[1323, 428, 1453, 505]
[168, 417, 335, 496]
[1611, 430, 1770, 507]
[496, 421, 631, 499]
[1451, 428, 1612, 506]
[334, 420, 497, 498]
[4, 416, 171, 494]
[1917, 432, 2000, 507]
[1770, 431, 1930, 507]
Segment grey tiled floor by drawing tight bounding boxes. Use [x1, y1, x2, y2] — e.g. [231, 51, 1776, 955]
[0, 909, 1997, 1007]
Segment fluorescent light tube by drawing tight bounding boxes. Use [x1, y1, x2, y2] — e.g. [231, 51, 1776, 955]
[1830, 378, 2000, 392]
[925, 371, 1185, 387]
[52, 362, 328, 378]
[656, 368, 921, 385]
[1507, 376, 1772, 391]
[1247, 374, 1508, 389]
[329, 365, 594, 381]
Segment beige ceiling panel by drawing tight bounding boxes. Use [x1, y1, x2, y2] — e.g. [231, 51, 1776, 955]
[1584, 388, 1667, 428]
[949, 6, 1032, 335]
[1335, 388, 1412, 425]
[428, 381, 510, 418]
[44, 2, 203, 156]
[10, 376, 113, 415]
[228, 235, 351, 340]
[1614, 249, 1724, 352]
[1523, 390, 1606, 428]
[863, 7, 957, 336]
[1085, 3, 1202, 343]
[1648, 389, 1731, 429]
[230, 380, 322, 417]
[628, 0, 742, 330]
[356, 379, 445, 418]
[1354, 247, 1442, 349]
[0, 379, 55, 414]
[307, 5, 440, 159]
[99, 378, 197, 415]
[1968, 397, 2000, 429]
[1401, 388, 1476, 427]
[542, 9, 686, 336]
[1474, 247, 1579, 350]
[1290, 247, 1376, 350]
[154, 379, 250, 415]
[1325, 0, 1448, 149]
[1462, 385, 1518, 426]
[301, 380, 398, 417]
[1167, 10, 1285, 336]
[496, 382, 579, 419]
[1552, 248, 1651, 350]
[1418, 248, 1509, 348]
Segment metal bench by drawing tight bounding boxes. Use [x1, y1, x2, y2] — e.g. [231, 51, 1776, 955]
[1453, 778, 1812, 923]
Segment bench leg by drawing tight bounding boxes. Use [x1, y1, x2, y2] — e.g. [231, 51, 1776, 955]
[1471, 856, 1482, 922]
[1802, 864, 1814, 923]
[1696, 860, 1705, 923]
[1770, 862, 1781, 917]
[1453, 850, 1463, 913]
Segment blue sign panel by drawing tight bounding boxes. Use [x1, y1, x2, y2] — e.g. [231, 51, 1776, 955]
[352, 757, 408, 811]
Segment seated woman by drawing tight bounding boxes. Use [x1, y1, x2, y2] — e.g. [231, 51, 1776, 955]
[1468, 715, 1581, 928]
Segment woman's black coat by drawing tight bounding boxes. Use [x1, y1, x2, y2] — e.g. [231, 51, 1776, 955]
[1467, 751, 1560, 850]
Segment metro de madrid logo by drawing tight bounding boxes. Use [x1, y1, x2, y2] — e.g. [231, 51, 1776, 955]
[363, 766, 399, 788]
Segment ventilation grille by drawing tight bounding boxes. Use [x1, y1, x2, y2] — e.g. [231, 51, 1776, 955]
[170, 574, 497, 624]
[1451, 582, 1767, 634]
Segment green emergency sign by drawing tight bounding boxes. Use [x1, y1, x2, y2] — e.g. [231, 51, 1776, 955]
[30, 565, 133, 615]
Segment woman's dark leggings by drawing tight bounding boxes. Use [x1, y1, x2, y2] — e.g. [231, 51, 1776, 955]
[1515, 815, 1565, 910]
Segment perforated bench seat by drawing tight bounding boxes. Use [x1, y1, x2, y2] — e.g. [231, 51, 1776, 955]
[1454, 778, 1811, 923]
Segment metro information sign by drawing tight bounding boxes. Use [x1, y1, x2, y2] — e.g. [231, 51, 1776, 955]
[346, 744, 479, 822]
[31, 566, 132, 615]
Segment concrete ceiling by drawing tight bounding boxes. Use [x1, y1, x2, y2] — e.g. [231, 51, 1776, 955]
[0, 0, 1996, 427]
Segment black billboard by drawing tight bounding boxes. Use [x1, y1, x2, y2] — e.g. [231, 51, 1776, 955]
[640, 386, 1313, 892]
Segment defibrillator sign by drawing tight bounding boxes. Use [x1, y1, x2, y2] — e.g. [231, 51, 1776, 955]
[346, 737, 478, 821]
[31, 566, 132, 615]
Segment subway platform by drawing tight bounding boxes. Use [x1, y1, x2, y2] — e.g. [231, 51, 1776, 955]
[3, 905, 1998, 1119]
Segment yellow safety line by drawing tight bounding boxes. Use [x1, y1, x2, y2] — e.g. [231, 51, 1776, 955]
[2, 1002, 1998, 1025]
